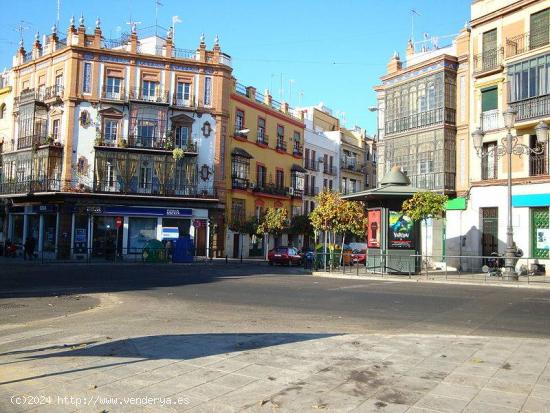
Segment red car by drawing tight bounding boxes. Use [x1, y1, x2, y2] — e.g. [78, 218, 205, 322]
[268, 247, 303, 266]
[351, 249, 367, 264]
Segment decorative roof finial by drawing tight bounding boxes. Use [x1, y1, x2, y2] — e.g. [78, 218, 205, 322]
[392, 50, 400, 59]
[79, 13, 85, 26]
[200, 33, 205, 44]
[214, 34, 219, 47]
[51, 23, 57, 34]
[96, 17, 101, 29]
[69, 16, 75, 27]
[34, 32, 40, 42]
[19, 38, 24, 49]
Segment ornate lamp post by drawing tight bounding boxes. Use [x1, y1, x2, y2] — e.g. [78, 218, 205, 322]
[472, 108, 549, 280]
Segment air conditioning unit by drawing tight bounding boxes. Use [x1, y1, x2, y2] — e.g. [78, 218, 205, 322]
[288, 187, 295, 196]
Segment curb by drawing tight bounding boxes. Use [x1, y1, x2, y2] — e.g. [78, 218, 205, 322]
[311, 271, 550, 290]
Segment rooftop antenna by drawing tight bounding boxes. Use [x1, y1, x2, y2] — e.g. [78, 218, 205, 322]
[410, 9, 421, 43]
[126, 19, 142, 34]
[14, 20, 31, 44]
[56, 0, 61, 27]
[154, 0, 163, 35]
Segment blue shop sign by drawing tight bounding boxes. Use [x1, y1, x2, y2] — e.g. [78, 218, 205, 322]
[74, 206, 193, 217]
[512, 194, 550, 207]
[32, 205, 58, 213]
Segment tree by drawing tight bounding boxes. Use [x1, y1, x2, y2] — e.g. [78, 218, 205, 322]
[332, 200, 368, 264]
[288, 214, 313, 239]
[401, 191, 448, 268]
[309, 190, 342, 264]
[257, 207, 289, 259]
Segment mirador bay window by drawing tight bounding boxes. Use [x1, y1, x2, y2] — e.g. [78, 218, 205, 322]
[231, 153, 250, 189]
[508, 53, 550, 102]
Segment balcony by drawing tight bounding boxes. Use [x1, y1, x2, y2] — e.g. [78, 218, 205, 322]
[232, 177, 249, 190]
[481, 159, 498, 180]
[530, 150, 548, 177]
[101, 86, 126, 102]
[292, 143, 303, 157]
[509, 95, 550, 122]
[323, 165, 336, 175]
[385, 107, 456, 135]
[0, 178, 62, 195]
[289, 187, 303, 198]
[256, 133, 268, 146]
[473, 48, 503, 76]
[171, 94, 196, 108]
[253, 184, 288, 197]
[93, 180, 213, 198]
[341, 158, 362, 173]
[276, 139, 287, 152]
[304, 159, 318, 171]
[304, 186, 319, 197]
[129, 88, 169, 105]
[480, 109, 504, 132]
[506, 28, 550, 59]
[17, 134, 49, 150]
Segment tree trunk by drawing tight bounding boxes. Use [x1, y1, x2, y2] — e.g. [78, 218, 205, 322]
[265, 233, 269, 261]
[340, 233, 346, 266]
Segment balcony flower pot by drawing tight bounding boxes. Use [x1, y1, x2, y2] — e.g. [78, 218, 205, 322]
[172, 148, 184, 160]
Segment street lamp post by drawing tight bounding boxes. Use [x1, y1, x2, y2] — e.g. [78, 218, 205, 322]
[472, 108, 549, 281]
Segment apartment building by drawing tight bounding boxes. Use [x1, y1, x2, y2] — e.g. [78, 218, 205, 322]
[300, 105, 340, 215]
[447, 0, 550, 268]
[0, 17, 233, 259]
[225, 83, 305, 258]
[0, 70, 13, 245]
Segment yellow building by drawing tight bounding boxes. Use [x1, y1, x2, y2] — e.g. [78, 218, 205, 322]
[0, 70, 13, 245]
[225, 82, 305, 258]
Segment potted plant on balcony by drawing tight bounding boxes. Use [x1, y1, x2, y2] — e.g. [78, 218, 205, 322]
[46, 135, 54, 145]
[94, 132, 104, 147]
[172, 148, 184, 161]
[117, 138, 128, 148]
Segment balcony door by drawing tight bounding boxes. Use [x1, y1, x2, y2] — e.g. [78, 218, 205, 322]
[105, 77, 121, 99]
[482, 29, 497, 71]
[137, 120, 157, 147]
[481, 207, 499, 257]
[530, 9, 549, 50]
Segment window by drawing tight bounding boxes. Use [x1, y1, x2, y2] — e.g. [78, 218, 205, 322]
[481, 87, 498, 112]
[276, 170, 284, 189]
[257, 164, 266, 187]
[366, 175, 370, 186]
[139, 161, 153, 190]
[105, 76, 121, 98]
[481, 142, 498, 180]
[257, 117, 266, 141]
[137, 120, 157, 147]
[52, 119, 61, 141]
[277, 125, 284, 142]
[530, 9, 550, 50]
[323, 178, 327, 189]
[350, 179, 357, 193]
[204, 77, 212, 106]
[231, 156, 249, 180]
[311, 176, 316, 194]
[329, 180, 333, 190]
[176, 82, 191, 101]
[142, 80, 158, 99]
[83, 62, 92, 94]
[291, 172, 304, 191]
[235, 109, 245, 131]
[55, 74, 63, 93]
[231, 199, 246, 224]
[128, 218, 157, 252]
[175, 126, 189, 148]
[508, 52, 550, 102]
[341, 177, 347, 194]
[104, 119, 118, 142]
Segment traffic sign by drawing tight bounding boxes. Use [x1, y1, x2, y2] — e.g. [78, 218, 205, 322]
[193, 220, 203, 228]
[115, 216, 123, 229]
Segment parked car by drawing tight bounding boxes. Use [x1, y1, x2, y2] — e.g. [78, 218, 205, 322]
[268, 247, 303, 266]
[351, 249, 367, 264]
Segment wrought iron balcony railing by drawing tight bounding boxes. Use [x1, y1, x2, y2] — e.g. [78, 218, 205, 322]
[473, 48, 503, 75]
[506, 27, 550, 58]
[304, 159, 318, 171]
[530, 148, 548, 177]
[253, 184, 288, 197]
[232, 177, 249, 190]
[129, 88, 169, 104]
[276, 139, 287, 152]
[292, 143, 303, 157]
[93, 180, 215, 198]
[385, 107, 456, 135]
[17, 134, 49, 150]
[480, 109, 504, 132]
[509, 94, 550, 122]
[101, 85, 126, 101]
[0, 178, 62, 195]
[171, 94, 196, 108]
[256, 133, 268, 145]
[323, 165, 336, 175]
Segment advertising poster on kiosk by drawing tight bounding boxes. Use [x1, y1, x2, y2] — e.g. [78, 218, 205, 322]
[367, 210, 381, 248]
[388, 211, 415, 249]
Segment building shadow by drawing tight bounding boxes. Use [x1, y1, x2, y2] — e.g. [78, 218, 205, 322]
[0, 332, 338, 385]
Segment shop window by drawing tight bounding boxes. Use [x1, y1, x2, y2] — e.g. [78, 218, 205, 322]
[128, 217, 157, 253]
[532, 207, 550, 258]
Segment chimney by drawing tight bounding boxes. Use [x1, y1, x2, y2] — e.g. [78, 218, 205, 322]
[264, 89, 272, 107]
[387, 51, 402, 74]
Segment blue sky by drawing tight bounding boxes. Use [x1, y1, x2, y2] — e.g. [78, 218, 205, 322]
[0, 0, 470, 133]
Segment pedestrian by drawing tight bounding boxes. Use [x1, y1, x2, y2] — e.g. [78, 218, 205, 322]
[28, 236, 36, 260]
[24, 237, 30, 260]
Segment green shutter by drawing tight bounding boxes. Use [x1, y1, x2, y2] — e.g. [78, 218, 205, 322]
[530, 9, 550, 49]
[481, 87, 498, 112]
[482, 29, 497, 52]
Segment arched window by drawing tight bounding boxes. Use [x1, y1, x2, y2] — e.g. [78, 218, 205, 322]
[0, 103, 6, 120]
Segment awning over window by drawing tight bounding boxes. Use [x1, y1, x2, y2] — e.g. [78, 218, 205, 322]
[231, 148, 253, 159]
[291, 164, 307, 173]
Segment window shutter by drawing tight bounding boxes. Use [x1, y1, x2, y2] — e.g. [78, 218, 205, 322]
[530, 9, 549, 49]
[482, 29, 497, 52]
[481, 87, 498, 112]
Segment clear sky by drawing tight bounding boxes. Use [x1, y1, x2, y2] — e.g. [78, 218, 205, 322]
[0, 0, 470, 134]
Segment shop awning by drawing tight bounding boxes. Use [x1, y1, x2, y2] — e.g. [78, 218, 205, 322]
[291, 164, 307, 173]
[446, 197, 467, 210]
[231, 148, 253, 159]
[512, 193, 550, 207]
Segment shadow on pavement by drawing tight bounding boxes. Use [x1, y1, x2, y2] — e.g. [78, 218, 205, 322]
[1, 332, 337, 385]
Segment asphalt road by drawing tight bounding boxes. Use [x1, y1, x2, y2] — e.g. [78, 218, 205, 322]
[1, 261, 550, 339]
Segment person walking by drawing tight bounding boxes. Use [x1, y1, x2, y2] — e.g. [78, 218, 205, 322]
[28, 236, 36, 260]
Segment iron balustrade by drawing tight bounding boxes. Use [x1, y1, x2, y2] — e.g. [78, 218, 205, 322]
[480, 109, 504, 132]
[253, 184, 288, 197]
[473, 48, 503, 75]
[276, 139, 287, 152]
[127, 135, 172, 150]
[481, 156, 498, 180]
[506, 28, 550, 58]
[93, 180, 214, 198]
[103, 38, 129, 49]
[305, 159, 318, 171]
[292, 143, 303, 157]
[235, 83, 247, 96]
[530, 151, 548, 176]
[232, 177, 249, 190]
[510, 95, 550, 122]
[0, 178, 62, 194]
[305, 186, 319, 197]
[171, 94, 196, 108]
[323, 165, 336, 175]
[17, 134, 49, 150]
[101, 85, 126, 101]
[129, 88, 169, 104]
[172, 48, 196, 59]
[385, 107, 456, 135]
[256, 133, 268, 145]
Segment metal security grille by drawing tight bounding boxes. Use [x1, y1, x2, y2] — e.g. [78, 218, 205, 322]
[531, 207, 550, 259]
